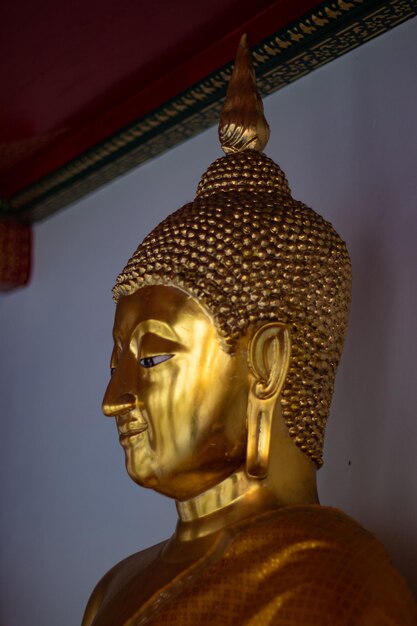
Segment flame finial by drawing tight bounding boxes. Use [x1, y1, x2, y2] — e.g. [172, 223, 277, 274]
[219, 34, 270, 155]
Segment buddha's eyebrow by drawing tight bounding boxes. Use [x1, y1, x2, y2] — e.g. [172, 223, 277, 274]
[134, 319, 180, 343]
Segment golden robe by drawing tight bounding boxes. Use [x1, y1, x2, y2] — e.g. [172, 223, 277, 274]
[85, 506, 417, 626]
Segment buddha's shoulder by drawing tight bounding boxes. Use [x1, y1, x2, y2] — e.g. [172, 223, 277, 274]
[234, 504, 380, 548]
[226, 504, 396, 571]
[81, 540, 166, 626]
[204, 505, 417, 622]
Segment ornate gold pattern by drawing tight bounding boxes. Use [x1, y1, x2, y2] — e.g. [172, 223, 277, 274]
[4, 0, 416, 221]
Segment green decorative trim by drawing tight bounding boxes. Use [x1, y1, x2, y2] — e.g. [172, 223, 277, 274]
[2, 0, 416, 222]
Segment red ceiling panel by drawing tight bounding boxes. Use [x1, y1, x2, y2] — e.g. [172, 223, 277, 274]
[0, 0, 415, 223]
[0, 0, 321, 195]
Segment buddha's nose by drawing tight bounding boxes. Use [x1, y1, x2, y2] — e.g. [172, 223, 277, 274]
[102, 391, 136, 417]
[102, 348, 140, 417]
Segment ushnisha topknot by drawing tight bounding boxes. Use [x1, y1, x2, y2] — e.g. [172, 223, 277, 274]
[112, 35, 351, 466]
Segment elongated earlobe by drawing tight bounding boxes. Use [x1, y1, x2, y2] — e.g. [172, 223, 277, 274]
[246, 323, 291, 478]
[246, 400, 273, 478]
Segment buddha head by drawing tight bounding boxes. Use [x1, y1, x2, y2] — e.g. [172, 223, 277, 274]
[103, 36, 351, 503]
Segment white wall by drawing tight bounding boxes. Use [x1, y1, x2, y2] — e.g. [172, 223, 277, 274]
[1, 17, 416, 626]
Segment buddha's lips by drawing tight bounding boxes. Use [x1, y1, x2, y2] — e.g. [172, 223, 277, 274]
[118, 422, 148, 441]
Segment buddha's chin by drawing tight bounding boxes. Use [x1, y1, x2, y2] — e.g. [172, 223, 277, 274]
[122, 440, 157, 488]
[123, 447, 185, 497]
[124, 465, 189, 499]
[125, 464, 183, 498]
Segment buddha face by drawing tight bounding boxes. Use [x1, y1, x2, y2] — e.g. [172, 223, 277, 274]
[102, 285, 250, 500]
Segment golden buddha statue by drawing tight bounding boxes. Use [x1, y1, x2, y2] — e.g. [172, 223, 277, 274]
[83, 36, 417, 626]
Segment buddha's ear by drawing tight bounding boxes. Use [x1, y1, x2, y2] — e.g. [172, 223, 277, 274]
[246, 323, 291, 478]
[248, 322, 291, 400]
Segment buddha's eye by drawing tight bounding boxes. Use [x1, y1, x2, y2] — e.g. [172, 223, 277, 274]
[110, 367, 116, 376]
[140, 354, 173, 369]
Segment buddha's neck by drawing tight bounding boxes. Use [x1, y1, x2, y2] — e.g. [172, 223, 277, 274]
[175, 469, 273, 540]
[177, 470, 263, 521]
